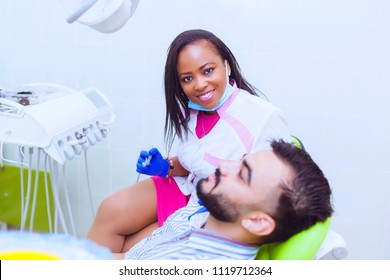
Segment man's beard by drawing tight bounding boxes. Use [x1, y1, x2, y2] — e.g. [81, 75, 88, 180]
[196, 169, 239, 222]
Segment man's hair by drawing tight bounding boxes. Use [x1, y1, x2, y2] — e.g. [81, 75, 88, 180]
[262, 139, 333, 244]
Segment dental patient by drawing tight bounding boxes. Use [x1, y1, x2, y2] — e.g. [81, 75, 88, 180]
[116, 139, 333, 260]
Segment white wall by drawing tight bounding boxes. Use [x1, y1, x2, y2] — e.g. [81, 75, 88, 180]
[0, 0, 389, 259]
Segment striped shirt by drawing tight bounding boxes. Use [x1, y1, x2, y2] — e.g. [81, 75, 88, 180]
[124, 203, 259, 260]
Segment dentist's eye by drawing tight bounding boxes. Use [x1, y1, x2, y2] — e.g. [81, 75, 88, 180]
[182, 76, 193, 83]
[204, 68, 214, 75]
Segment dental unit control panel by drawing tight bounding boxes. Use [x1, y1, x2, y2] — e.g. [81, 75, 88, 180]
[0, 84, 114, 165]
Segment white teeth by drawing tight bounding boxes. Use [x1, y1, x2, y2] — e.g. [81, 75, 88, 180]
[199, 91, 212, 100]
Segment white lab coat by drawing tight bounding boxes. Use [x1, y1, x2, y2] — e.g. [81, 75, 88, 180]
[174, 84, 291, 203]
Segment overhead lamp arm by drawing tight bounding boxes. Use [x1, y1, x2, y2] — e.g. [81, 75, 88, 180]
[66, 0, 98, 24]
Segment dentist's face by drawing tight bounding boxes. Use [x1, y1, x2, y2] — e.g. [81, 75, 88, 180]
[177, 39, 230, 111]
[196, 151, 290, 222]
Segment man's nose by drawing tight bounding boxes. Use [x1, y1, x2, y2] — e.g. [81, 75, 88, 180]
[218, 160, 240, 176]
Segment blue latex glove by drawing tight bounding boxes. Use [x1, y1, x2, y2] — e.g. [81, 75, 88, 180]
[136, 148, 169, 177]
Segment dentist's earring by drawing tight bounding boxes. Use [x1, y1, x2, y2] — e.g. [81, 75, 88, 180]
[224, 60, 231, 76]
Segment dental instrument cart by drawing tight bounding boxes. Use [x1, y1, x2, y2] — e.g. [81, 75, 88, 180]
[0, 83, 115, 235]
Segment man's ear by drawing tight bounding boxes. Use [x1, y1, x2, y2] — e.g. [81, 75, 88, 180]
[241, 212, 275, 237]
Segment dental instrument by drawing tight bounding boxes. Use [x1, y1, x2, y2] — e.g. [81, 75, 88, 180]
[135, 134, 176, 183]
[142, 155, 152, 167]
[136, 155, 152, 182]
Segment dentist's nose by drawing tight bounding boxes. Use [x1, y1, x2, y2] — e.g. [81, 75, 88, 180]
[194, 76, 207, 91]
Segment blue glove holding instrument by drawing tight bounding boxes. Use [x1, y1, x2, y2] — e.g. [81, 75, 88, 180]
[136, 148, 170, 177]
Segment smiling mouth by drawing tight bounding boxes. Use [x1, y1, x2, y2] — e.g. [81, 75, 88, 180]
[198, 90, 214, 102]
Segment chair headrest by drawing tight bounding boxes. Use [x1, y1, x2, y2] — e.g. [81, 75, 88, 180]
[256, 217, 331, 260]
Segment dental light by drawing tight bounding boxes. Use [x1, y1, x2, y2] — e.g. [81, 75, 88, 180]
[59, 0, 140, 33]
[0, 83, 114, 236]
